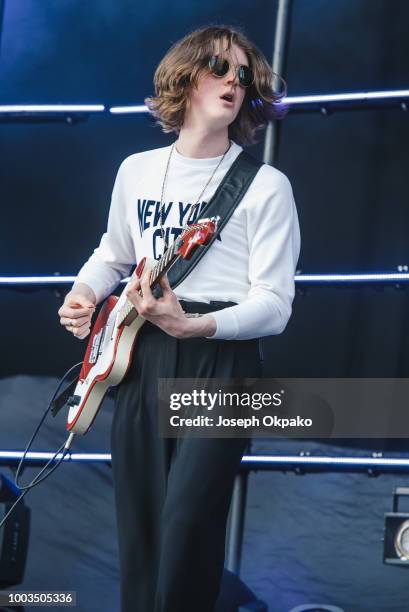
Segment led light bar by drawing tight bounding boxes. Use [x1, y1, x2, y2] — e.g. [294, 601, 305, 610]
[109, 105, 148, 114]
[0, 104, 105, 113]
[282, 89, 409, 105]
[2, 451, 409, 470]
[1, 273, 409, 286]
[241, 454, 409, 467]
[0, 451, 71, 461]
[0, 451, 109, 462]
[0, 276, 77, 284]
[294, 273, 409, 283]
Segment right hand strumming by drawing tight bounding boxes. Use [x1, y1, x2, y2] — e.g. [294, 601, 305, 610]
[58, 289, 96, 340]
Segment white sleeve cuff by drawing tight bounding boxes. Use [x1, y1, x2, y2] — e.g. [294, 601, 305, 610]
[204, 308, 239, 340]
[73, 275, 108, 305]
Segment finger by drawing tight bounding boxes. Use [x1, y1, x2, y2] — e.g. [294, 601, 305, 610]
[60, 317, 73, 328]
[128, 275, 141, 290]
[72, 318, 91, 332]
[76, 331, 90, 340]
[139, 273, 155, 303]
[71, 321, 90, 338]
[61, 314, 92, 326]
[61, 305, 95, 320]
[60, 306, 95, 319]
[76, 323, 91, 336]
[125, 277, 141, 300]
[158, 273, 173, 295]
[125, 284, 143, 309]
[64, 323, 78, 335]
[60, 315, 92, 328]
[70, 322, 89, 337]
[66, 294, 95, 309]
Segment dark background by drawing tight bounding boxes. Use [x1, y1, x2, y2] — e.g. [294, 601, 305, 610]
[1, 1, 409, 611]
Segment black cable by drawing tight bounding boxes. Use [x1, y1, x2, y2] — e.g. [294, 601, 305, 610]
[0, 361, 83, 530]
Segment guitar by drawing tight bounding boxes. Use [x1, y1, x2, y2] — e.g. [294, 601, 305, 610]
[66, 218, 217, 435]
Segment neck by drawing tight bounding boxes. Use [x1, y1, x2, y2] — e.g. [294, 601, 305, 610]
[175, 128, 231, 159]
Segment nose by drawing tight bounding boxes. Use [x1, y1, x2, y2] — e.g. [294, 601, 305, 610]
[225, 66, 239, 86]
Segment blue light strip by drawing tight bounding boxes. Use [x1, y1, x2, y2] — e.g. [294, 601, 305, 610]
[282, 89, 409, 105]
[0, 104, 105, 113]
[0, 451, 108, 462]
[241, 455, 409, 467]
[109, 89, 409, 114]
[0, 276, 78, 284]
[294, 272, 409, 283]
[109, 105, 148, 114]
[1, 273, 409, 286]
[1, 451, 409, 469]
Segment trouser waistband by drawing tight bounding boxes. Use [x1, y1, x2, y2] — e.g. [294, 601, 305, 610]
[178, 299, 237, 315]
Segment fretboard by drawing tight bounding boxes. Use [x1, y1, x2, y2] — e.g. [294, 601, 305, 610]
[116, 237, 180, 327]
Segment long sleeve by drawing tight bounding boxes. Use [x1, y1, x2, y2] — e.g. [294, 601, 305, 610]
[206, 169, 301, 340]
[73, 159, 135, 304]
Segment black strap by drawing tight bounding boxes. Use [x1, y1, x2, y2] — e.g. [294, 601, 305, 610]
[153, 150, 263, 297]
[50, 377, 78, 417]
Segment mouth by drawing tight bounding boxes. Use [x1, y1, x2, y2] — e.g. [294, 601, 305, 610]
[220, 93, 234, 105]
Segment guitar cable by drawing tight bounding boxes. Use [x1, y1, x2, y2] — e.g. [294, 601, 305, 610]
[0, 360, 83, 531]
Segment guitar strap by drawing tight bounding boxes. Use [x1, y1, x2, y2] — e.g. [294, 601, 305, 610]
[153, 149, 263, 298]
[51, 150, 263, 417]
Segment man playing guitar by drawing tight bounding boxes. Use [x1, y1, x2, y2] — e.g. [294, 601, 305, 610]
[58, 24, 300, 612]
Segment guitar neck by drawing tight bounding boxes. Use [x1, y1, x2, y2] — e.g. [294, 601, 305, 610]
[117, 240, 180, 327]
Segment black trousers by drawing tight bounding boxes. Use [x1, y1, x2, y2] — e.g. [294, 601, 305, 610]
[110, 300, 262, 612]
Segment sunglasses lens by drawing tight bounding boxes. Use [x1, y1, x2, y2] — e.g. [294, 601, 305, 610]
[208, 55, 254, 87]
[239, 65, 253, 87]
[209, 55, 229, 77]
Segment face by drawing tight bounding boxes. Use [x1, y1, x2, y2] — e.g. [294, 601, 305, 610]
[185, 39, 249, 131]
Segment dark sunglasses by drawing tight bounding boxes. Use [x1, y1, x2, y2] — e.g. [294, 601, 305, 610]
[208, 55, 254, 88]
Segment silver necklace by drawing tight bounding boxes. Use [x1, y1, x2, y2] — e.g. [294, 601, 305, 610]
[159, 139, 232, 250]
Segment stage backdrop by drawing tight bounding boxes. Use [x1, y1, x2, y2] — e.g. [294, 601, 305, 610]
[1, 2, 409, 611]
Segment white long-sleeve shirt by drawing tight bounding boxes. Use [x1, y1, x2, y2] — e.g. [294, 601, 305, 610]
[74, 140, 301, 340]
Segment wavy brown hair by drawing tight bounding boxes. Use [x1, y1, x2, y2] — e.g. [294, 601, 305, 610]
[144, 24, 288, 147]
